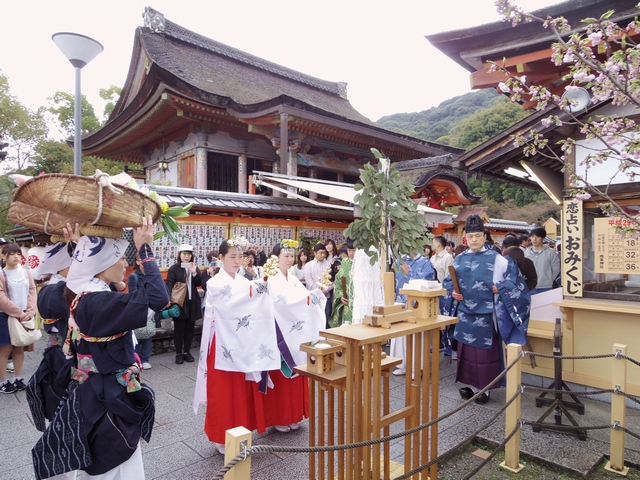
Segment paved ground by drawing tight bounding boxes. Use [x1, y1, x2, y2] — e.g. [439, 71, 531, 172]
[2, 338, 640, 479]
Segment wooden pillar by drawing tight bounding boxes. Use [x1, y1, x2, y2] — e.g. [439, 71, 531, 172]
[196, 147, 207, 190]
[238, 153, 247, 194]
[605, 344, 630, 475]
[500, 344, 524, 473]
[279, 112, 288, 175]
[309, 168, 318, 200]
[224, 426, 252, 480]
[287, 141, 300, 198]
[271, 161, 281, 198]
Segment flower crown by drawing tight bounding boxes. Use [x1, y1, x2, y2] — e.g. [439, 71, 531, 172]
[226, 235, 250, 250]
[280, 239, 299, 249]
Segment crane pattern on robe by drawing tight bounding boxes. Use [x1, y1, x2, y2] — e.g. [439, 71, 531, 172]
[221, 345, 234, 363]
[235, 314, 252, 331]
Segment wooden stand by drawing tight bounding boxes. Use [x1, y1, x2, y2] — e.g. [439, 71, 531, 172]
[297, 285, 457, 480]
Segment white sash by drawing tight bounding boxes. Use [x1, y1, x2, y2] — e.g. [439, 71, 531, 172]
[270, 271, 326, 367]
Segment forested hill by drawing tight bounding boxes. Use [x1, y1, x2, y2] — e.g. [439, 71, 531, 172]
[376, 88, 560, 225]
[377, 89, 503, 144]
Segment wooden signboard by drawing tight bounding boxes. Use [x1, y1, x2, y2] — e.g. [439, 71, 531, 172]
[594, 217, 640, 274]
[562, 200, 583, 297]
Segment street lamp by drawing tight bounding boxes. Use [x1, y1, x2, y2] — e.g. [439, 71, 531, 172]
[52, 32, 104, 175]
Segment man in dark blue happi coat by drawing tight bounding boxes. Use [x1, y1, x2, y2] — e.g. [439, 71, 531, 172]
[443, 214, 530, 404]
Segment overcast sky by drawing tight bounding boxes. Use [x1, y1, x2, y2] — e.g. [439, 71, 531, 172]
[4, 0, 560, 129]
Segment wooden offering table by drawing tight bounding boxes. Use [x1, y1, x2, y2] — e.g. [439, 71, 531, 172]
[298, 287, 457, 480]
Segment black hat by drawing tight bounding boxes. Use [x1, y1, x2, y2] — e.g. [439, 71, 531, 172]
[465, 214, 484, 233]
[0, 238, 8, 245]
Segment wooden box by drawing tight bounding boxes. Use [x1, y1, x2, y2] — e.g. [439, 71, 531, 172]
[399, 288, 446, 321]
[300, 340, 344, 374]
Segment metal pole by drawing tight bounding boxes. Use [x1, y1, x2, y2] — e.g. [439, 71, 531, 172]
[74, 66, 82, 175]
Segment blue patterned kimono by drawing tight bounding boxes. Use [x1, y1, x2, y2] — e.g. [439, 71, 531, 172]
[442, 250, 530, 349]
[395, 254, 435, 303]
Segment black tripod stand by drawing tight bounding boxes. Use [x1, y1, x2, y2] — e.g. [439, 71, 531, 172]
[532, 318, 587, 440]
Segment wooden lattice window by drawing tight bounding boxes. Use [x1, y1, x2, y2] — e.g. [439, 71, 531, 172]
[208, 152, 238, 192]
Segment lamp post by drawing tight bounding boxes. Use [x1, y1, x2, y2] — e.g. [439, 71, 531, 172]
[52, 32, 103, 175]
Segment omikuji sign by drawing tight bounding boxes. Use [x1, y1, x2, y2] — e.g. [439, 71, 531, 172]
[594, 218, 640, 274]
[562, 200, 583, 297]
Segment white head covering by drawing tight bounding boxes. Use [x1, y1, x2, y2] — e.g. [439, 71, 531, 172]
[29, 242, 73, 281]
[66, 236, 128, 294]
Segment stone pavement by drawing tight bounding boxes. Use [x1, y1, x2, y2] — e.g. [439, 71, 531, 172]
[2, 339, 640, 479]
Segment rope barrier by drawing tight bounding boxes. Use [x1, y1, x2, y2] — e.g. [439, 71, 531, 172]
[522, 421, 610, 432]
[212, 387, 523, 480]
[213, 347, 640, 479]
[461, 423, 521, 480]
[524, 385, 615, 396]
[524, 351, 616, 360]
[619, 426, 640, 442]
[393, 389, 522, 480]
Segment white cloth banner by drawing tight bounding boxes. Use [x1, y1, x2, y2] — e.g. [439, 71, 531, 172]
[269, 271, 326, 367]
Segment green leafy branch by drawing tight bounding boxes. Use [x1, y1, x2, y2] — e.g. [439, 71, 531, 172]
[344, 148, 430, 268]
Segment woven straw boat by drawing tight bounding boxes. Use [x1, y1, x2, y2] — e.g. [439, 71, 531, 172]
[12, 173, 161, 229]
[8, 201, 75, 235]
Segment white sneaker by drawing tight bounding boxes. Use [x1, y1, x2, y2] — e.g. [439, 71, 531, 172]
[215, 442, 225, 454]
[451, 352, 458, 360]
[7, 361, 14, 373]
[275, 425, 291, 433]
[142, 362, 152, 370]
[392, 368, 406, 376]
[289, 422, 300, 431]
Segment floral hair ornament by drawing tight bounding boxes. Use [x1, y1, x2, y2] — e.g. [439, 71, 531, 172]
[262, 255, 280, 279]
[280, 239, 299, 249]
[226, 235, 250, 251]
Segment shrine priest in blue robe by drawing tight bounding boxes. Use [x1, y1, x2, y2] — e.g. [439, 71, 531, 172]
[390, 250, 435, 376]
[442, 214, 531, 404]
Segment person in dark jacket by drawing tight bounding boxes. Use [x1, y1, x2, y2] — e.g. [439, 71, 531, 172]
[166, 244, 203, 364]
[128, 256, 155, 370]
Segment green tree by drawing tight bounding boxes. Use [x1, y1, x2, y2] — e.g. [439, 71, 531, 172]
[48, 91, 101, 138]
[448, 98, 530, 151]
[0, 71, 48, 171]
[29, 139, 123, 176]
[99, 85, 122, 121]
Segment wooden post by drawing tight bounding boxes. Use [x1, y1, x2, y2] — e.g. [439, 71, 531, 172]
[224, 426, 252, 480]
[605, 343, 630, 476]
[500, 344, 524, 473]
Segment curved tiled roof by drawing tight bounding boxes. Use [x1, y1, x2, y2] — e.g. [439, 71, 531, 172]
[139, 19, 377, 126]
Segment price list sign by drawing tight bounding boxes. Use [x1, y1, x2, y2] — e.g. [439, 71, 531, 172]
[594, 218, 640, 273]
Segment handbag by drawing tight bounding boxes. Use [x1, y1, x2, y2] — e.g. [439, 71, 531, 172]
[134, 311, 157, 340]
[8, 315, 42, 347]
[3, 269, 42, 347]
[170, 281, 187, 307]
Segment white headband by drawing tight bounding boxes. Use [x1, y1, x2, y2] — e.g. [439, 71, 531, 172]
[66, 236, 127, 294]
[28, 242, 73, 280]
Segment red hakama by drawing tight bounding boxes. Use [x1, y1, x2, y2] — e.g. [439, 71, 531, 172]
[204, 335, 267, 444]
[262, 371, 309, 427]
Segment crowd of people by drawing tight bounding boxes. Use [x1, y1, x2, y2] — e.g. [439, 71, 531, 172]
[0, 218, 568, 478]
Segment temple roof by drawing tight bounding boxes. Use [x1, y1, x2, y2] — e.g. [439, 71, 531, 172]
[396, 155, 482, 205]
[426, 0, 637, 73]
[114, 16, 374, 126]
[81, 8, 459, 163]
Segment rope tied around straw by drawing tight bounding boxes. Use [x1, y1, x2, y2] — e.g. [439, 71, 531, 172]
[89, 170, 124, 226]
